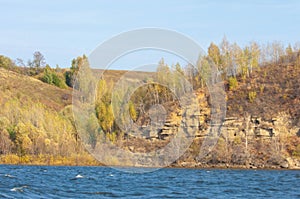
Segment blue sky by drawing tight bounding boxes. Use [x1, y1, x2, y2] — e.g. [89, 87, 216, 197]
[1, 0, 300, 69]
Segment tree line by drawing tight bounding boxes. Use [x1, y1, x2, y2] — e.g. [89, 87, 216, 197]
[1, 37, 299, 90]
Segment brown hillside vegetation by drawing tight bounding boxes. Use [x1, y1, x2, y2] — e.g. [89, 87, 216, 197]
[227, 62, 300, 124]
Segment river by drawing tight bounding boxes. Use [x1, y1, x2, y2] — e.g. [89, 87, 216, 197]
[0, 165, 299, 198]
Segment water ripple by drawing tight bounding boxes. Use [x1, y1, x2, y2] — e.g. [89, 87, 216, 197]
[0, 165, 299, 198]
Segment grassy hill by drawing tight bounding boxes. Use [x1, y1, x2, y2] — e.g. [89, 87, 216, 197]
[0, 68, 72, 111]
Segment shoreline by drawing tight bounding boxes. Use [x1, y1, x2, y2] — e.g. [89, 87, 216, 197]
[1, 154, 299, 170]
[1, 162, 300, 171]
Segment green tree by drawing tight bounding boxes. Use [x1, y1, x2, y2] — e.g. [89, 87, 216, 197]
[41, 65, 53, 84]
[65, 55, 88, 87]
[41, 65, 67, 88]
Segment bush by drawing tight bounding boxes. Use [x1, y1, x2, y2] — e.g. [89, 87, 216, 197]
[228, 76, 238, 90]
[41, 66, 67, 89]
[292, 144, 300, 157]
[0, 55, 14, 69]
[248, 91, 257, 103]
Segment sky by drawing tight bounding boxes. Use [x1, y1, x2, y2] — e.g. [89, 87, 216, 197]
[1, 0, 300, 69]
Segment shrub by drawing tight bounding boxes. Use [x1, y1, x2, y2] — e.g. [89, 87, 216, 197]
[228, 76, 238, 91]
[41, 66, 67, 89]
[292, 144, 300, 157]
[248, 91, 257, 103]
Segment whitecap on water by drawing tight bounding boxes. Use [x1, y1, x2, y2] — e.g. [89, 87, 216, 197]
[4, 174, 15, 178]
[76, 174, 84, 178]
[70, 174, 84, 180]
[10, 186, 27, 192]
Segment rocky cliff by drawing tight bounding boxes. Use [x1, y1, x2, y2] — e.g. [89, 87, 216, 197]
[121, 62, 300, 169]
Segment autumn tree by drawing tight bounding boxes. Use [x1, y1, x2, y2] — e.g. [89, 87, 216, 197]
[128, 101, 137, 122]
[220, 36, 231, 77]
[208, 42, 222, 70]
[249, 42, 260, 73]
[228, 42, 241, 77]
[0, 55, 15, 70]
[271, 41, 284, 63]
[197, 56, 212, 88]
[95, 79, 115, 134]
[285, 44, 294, 62]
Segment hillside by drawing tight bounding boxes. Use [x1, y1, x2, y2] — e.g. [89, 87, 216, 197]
[227, 62, 300, 124]
[0, 68, 99, 165]
[0, 60, 300, 169]
[0, 68, 72, 111]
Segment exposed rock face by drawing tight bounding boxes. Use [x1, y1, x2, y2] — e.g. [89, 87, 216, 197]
[123, 89, 300, 169]
[158, 110, 298, 140]
[147, 110, 299, 168]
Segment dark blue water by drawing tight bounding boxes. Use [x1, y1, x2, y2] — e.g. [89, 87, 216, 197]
[0, 165, 299, 199]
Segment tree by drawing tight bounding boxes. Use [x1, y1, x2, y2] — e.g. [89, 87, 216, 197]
[65, 55, 88, 87]
[16, 58, 26, 67]
[0, 55, 14, 69]
[249, 42, 260, 73]
[175, 62, 184, 75]
[41, 65, 67, 88]
[294, 42, 300, 53]
[197, 56, 211, 88]
[128, 101, 137, 122]
[285, 44, 294, 62]
[185, 63, 197, 88]
[157, 58, 171, 85]
[271, 41, 284, 63]
[231, 43, 245, 78]
[208, 42, 222, 69]
[229, 43, 242, 77]
[25, 51, 47, 75]
[95, 79, 115, 134]
[32, 51, 46, 69]
[41, 65, 53, 84]
[86, 114, 100, 149]
[220, 36, 231, 77]
[228, 76, 238, 90]
[241, 46, 250, 78]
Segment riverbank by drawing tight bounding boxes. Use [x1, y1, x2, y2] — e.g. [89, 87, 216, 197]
[1, 154, 300, 170]
[0, 154, 102, 166]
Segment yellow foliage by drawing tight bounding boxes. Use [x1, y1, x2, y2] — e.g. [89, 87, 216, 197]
[248, 91, 257, 103]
